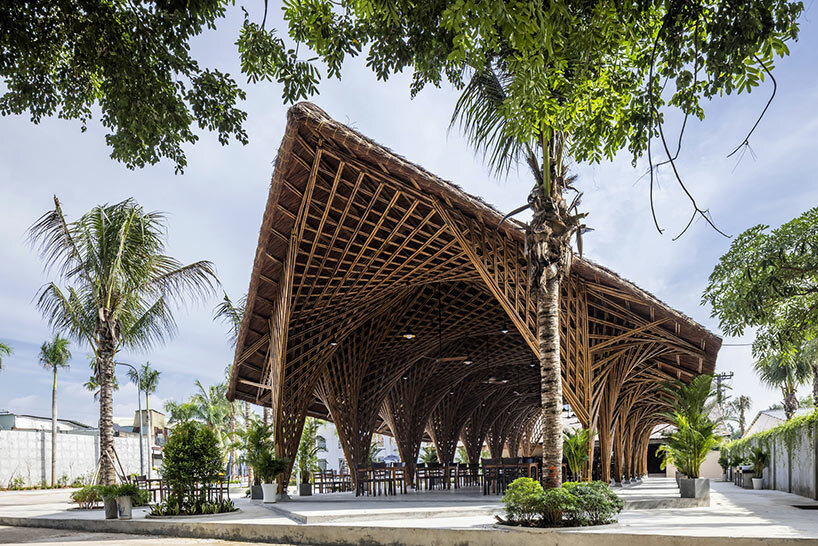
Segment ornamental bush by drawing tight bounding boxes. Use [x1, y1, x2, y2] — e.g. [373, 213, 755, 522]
[502, 477, 543, 525]
[562, 481, 624, 525]
[70, 485, 102, 509]
[500, 478, 622, 527]
[161, 420, 224, 510]
[538, 486, 577, 526]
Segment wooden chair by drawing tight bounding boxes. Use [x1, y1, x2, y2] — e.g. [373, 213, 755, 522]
[356, 464, 373, 496]
[390, 462, 407, 495]
[482, 458, 501, 495]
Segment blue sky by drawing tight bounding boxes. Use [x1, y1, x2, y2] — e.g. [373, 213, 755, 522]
[1, 5, 817, 428]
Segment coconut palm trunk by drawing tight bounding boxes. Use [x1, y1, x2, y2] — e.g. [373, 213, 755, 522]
[527, 136, 576, 489]
[97, 342, 117, 485]
[145, 394, 152, 478]
[783, 387, 797, 420]
[51, 365, 57, 486]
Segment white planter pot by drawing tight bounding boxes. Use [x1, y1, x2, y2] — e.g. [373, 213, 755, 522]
[752, 477, 763, 490]
[117, 496, 133, 520]
[261, 483, 277, 503]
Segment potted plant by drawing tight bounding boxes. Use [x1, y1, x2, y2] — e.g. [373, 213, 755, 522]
[295, 418, 326, 496]
[243, 420, 274, 500]
[99, 485, 119, 520]
[257, 449, 289, 503]
[660, 376, 719, 500]
[115, 483, 141, 520]
[749, 447, 768, 490]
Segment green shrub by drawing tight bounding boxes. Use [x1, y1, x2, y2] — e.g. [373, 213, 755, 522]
[115, 483, 141, 498]
[70, 485, 102, 509]
[161, 420, 223, 505]
[70, 476, 87, 488]
[749, 447, 769, 478]
[538, 487, 577, 526]
[562, 481, 623, 525]
[149, 498, 236, 517]
[98, 485, 119, 499]
[256, 449, 289, 484]
[7, 476, 25, 490]
[502, 477, 543, 525]
[132, 488, 152, 507]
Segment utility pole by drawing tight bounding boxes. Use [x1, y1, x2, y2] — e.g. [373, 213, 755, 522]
[714, 371, 734, 409]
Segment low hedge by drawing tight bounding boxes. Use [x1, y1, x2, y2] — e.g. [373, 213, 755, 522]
[500, 477, 623, 527]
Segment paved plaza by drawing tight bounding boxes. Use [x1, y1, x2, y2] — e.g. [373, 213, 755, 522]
[2, 479, 818, 543]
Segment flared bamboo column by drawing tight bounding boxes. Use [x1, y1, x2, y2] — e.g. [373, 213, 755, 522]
[486, 417, 509, 459]
[316, 314, 410, 489]
[428, 390, 469, 464]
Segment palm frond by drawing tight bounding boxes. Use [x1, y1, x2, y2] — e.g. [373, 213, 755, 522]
[450, 64, 540, 181]
[0, 342, 13, 369]
[213, 292, 247, 346]
[38, 334, 72, 370]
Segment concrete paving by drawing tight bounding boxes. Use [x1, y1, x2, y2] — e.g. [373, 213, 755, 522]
[2, 478, 818, 542]
[0, 525, 299, 545]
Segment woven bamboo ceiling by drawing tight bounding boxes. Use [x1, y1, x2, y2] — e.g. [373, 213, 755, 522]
[226, 103, 721, 476]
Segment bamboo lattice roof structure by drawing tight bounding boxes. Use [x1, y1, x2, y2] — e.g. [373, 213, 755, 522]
[226, 102, 721, 479]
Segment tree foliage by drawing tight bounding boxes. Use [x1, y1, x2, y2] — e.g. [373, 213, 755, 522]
[295, 417, 325, 483]
[658, 375, 720, 478]
[242, 0, 801, 227]
[563, 428, 591, 480]
[28, 197, 218, 356]
[0, 341, 11, 369]
[161, 420, 224, 506]
[754, 347, 813, 420]
[0, 0, 248, 173]
[704, 207, 818, 356]
[39, 334, 72, 373]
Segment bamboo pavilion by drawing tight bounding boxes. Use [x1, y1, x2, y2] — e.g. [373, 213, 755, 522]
[226, 103, 721, 493]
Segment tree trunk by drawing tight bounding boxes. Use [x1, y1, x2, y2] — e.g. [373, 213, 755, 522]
[51, 366, 57, 487]
[528, 179, 573, 489]
[97, 343, 117, 485]
[538, 276, 563, 488]
[813, 363, 818, 408]
[145, 395, 152, 479]
[263, 406, 271, 427]
[783, 387, 797, 420]
[245, 401, 253, 486]
[739, 407, 745, 437]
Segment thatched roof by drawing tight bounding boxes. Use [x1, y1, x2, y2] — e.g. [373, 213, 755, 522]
[226, 103, 721, 453]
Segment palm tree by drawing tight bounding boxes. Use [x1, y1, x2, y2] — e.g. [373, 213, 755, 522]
[728, 395, 752, 437]
[191, 380, 231, 449]
[213, 293, 254, 427]
[798, 339, 818, 407]
[451, 60, 587, 488]
[418, 445, 437, 465]
[755, 351, 813, 420]
[0, 341, 12, 369]
[127, 362, 161, 476]
[84, 358, 119, 401]
[164, 399, 199, 424]
[39, 334, 72, 486]
[28, 197, 217, 484]
[563, 428, 591, 481]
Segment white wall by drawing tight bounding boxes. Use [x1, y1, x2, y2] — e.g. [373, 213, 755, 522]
[315, 422, 400, 472]
[665, 450, 723, 479]
[0, 429, 143, 487]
